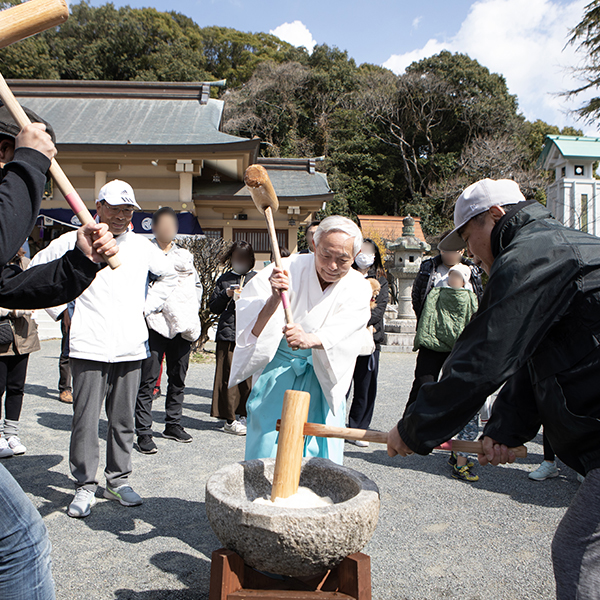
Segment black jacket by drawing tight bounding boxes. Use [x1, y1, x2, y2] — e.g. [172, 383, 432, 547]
[363, 270, 389, 348]
[0, 147, 102, 309]
[209, 270, 256, 342]
[411, 254, 484, 320]
[399, 201, 600, 475]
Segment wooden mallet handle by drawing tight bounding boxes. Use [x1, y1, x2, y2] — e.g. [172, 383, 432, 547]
[271, 390, 311, 501]
[244, 165, 293, 324]
[276, 421, 528, 458]
[0, 0, 68, 50]
[0, 74, 120, 269]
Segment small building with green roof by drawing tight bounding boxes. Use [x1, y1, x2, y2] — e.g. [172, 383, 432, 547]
[538, 135, 600, 235]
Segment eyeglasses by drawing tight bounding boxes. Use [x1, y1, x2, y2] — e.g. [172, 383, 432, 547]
[104, 204, 134, 216]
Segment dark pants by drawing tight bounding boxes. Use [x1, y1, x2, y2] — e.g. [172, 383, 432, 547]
[552, 468, 600, 599]
[211, 340, 251, 422]
[0, 354, 29, 422]
[348, 349, 380, 430]
[543, 431, 556, 462]
[135, 330, 191, 435]
[58, 317, 71, 393]
[405, 347, 450, 412]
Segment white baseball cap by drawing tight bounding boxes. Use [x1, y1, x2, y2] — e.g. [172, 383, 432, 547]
[98, 179, 141, 210]
[439, 179, 525, 251]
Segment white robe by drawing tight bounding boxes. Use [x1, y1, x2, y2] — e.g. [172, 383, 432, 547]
[229, 253, 372, 415]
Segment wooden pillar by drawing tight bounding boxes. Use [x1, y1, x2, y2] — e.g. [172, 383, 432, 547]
[179, 172, 193, 203]
[94, 171, 107, 199]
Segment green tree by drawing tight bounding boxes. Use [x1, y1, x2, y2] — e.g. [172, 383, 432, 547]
[566, 0, 600, 122]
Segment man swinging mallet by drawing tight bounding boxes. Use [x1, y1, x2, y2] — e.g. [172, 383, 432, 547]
[388, 178, 600, 600]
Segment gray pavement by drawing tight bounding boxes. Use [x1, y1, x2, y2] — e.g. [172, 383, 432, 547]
[3, 340, 579, 599]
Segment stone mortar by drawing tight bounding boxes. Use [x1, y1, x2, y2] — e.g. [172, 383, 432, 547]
[205, 457, 380, 577]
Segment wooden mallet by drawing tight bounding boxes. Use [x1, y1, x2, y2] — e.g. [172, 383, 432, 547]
[244, 164, 292, 324]
[276, 421, 528, 458]
[270, 389, 311, 501]
[0, 0, 120, 269]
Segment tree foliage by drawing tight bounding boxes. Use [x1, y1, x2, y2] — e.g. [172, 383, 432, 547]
[0, 1, 568, 238]
[176, 236, 230, 352]
[566, 0, 600, 122]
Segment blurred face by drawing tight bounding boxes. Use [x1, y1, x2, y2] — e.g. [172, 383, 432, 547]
[440, 249, 463, 267]
[153, 214, 178, 245]
[231, 249, 252, 274]
[306, 225, 318, 252]
[459, 205, 506, 275]
[448, 271, 465, 289]
[95, 201, 134, 236]
[361, 241, 376, 255]
[314, 231, 356, 285]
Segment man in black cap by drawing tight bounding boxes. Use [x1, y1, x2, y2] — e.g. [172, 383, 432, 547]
[0, 104, 119, 600]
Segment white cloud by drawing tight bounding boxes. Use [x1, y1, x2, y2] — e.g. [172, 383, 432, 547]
[383, 0, 595, 131]
[412, 16, 422, 30]
[270, 20, 316, 54]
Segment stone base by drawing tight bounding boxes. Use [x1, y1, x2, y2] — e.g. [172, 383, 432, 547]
[382, 318, 416, 352]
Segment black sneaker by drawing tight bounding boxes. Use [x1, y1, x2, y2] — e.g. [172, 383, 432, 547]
[137, 434, 158, 454]
[163, 424, 193, 443]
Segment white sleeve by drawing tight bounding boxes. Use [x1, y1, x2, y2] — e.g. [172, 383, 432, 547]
[28, 232, 78, 320]
[144, 242, 178, 316]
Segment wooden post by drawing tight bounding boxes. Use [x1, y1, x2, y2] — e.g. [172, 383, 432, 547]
[338, 554, 371, 600]
[209, 549, 244, 600]
[271, 390, 311, 501]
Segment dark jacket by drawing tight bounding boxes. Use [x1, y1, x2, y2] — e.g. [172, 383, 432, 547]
[209, 270, 256, 343]
[364, 270, 389, 348]
[398, 201, 600, 476]
[411, 254, 483, 321]
[0, 148, 102, 309]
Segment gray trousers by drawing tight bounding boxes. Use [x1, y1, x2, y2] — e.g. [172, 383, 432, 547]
[70, 358, 142, 492]
[552, 468, 600, 600]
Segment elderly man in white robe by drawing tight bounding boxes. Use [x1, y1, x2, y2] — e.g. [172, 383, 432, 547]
[229, 216, 372, 465]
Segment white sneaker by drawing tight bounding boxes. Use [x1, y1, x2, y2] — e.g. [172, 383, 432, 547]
[529, 461, 559, 481]
[347, 439, 369, 448]
[238, 416, 247, 427]
[6, 436, 26, 455]
[224, 420, 247, 436]
[0, 437, 13, 458]
[68, 488, 97, 518]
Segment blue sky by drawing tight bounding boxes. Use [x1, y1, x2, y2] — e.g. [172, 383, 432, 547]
[91, 0, 596, 132]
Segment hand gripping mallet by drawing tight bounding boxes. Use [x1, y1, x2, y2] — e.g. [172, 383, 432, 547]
[276, 421, 528, 458]
[0, 0, 120, 269]
[244, 164, 292, 323]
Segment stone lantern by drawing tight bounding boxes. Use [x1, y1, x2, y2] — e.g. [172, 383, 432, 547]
[384, 216, 430, 350]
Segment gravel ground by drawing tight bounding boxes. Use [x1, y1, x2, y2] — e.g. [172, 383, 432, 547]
[3, 340, 579, 600]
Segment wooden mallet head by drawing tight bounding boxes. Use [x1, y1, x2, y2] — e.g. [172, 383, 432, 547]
[270, 389, 311, 501]
[0, 0, 68, 49]
[244, 164, 279, 214]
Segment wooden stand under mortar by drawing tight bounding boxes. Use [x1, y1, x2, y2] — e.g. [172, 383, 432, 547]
[209, 548, 372, 600]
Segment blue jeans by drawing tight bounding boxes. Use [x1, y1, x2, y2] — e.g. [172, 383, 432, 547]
[0, 464, 55, 600]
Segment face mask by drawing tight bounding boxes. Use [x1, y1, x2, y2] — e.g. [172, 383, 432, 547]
[355, 253, 375, 269]
[232, 262, 249, 275]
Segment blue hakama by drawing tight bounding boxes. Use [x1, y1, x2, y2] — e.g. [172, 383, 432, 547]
[245, 338, 346, 464]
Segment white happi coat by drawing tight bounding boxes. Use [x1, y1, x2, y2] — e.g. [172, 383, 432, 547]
[229, 253, 372, 415]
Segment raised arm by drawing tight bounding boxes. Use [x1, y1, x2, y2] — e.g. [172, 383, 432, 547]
[397, 235, 584, 456]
